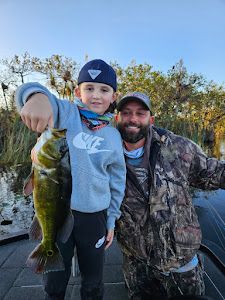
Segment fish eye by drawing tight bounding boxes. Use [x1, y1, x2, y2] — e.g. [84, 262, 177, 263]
[40, 170, 48, 176]
[47, 250, 53, 256]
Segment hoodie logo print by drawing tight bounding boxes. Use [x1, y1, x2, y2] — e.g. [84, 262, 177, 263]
[88, 69, 102, 80]
[73, 132, 111, 154]
[95, 236, 105, 248]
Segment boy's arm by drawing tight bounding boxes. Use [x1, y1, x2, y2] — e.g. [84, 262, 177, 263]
[15, 82, 71, 132]
[105, 149, 126, 250]
[107, 137, 126, 237]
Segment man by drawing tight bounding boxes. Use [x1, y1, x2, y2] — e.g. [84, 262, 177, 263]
[115, 92, 225, 299]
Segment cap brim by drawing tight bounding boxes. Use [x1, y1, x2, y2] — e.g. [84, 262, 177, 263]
[117, 96, 150, 111]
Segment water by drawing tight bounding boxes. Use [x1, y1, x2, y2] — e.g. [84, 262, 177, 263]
[0, 165, 34, 238]
[0, 137, 224, 239]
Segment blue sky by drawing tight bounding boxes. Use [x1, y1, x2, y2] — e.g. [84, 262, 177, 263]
[0, 0, 225, 84]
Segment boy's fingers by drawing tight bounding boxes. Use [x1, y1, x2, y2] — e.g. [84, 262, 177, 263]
[31, 118, 39, 132]
[105, 230, 114, 250]
[23, 116, 33, 131]
[105, 237, 110, 250]
[105, 238, 112, 250]
[36, 121, 46, 133]
[48, 116, 54, 128]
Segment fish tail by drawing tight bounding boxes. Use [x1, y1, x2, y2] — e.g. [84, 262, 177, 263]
[26, 243, 65, 274]
[44, 245, 65, 274]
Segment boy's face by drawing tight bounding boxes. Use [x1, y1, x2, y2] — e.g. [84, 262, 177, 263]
[75, 82, 116, 115]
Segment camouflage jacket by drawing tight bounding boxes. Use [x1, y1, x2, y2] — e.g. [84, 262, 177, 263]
[116, 126, 225, 272]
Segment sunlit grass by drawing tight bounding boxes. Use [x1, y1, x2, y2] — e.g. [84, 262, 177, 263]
[0, 114, 36, 165]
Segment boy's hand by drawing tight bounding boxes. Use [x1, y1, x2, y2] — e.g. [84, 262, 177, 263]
[105, 229, 114, 250]
[20, 93, 53, 133]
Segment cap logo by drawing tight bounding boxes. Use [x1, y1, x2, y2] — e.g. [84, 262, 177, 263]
[88, 69, 102, 80]
[131, 92, 148, 102]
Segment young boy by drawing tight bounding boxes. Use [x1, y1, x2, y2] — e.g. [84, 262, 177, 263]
[15, 59, 126, 300]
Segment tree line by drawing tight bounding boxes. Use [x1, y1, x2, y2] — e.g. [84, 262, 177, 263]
[0, 52, 224, 165]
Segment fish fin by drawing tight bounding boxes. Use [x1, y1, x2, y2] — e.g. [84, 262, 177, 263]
[26, 243, 47, 273]
[23, 170, 34, 196]
[57, 210, 74, 243]
[26, 243, 65, 274]
[44, 247, 65, 274]
[29, 215, 42, 240]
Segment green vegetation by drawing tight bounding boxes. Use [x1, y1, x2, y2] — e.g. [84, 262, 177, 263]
[0, 53, 224, 165]
[113, 60, 225, 142]
[0, 110, 36, 165]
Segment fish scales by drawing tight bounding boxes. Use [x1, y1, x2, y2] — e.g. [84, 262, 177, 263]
[24, 129, 73, 274]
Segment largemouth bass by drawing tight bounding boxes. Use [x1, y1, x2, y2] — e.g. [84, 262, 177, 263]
[24, 128, 73, 274]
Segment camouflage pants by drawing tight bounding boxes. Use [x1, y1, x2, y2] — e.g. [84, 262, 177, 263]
[122, 254, 205, 300]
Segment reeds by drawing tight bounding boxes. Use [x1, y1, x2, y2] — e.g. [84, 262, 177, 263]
[0, 113, 36, 165]
[156, 118, 202, 143]
[0, 110, 223, 165]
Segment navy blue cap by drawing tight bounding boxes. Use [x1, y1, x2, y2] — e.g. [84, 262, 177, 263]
[117, 92, 150, 111]
[77, 59, 117, 91]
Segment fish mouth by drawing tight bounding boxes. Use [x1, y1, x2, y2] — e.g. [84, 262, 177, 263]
[31, 149, 57, 164]
[41, 152, 58, 161]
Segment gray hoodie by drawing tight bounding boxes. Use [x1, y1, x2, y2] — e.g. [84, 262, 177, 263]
[16, 82, 126, 230]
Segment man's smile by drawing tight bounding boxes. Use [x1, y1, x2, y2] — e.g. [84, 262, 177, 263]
[125, 124, 140, 132]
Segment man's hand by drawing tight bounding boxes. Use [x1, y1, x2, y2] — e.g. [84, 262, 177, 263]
[105, 229, 114, 250]
[20, 93, 53, 133]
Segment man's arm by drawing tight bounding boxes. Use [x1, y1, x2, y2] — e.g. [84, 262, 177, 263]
[189, 142, 225, 190]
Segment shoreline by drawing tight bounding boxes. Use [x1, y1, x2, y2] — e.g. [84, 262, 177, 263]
[0, 229, 29, 246]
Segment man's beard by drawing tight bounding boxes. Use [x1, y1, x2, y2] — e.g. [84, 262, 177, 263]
[117, 123, 149, 143]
